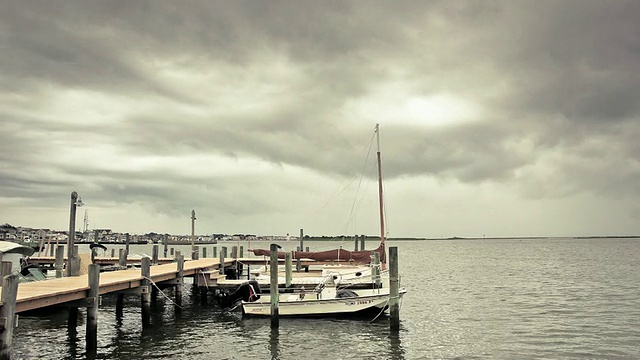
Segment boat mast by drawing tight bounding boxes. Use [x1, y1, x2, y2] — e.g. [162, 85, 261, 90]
[376, 124, 385, 245]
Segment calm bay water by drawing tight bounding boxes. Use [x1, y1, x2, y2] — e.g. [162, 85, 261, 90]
[10, 238, 640, 359]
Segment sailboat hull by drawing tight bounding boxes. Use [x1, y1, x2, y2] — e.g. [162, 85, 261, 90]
[242, 288, 407, 317]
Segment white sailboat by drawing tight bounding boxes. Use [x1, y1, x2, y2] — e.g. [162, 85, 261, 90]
[238, 124, 406, 317]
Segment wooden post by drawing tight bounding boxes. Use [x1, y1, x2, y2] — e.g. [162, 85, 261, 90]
[297, 229, 303, 272]
[285, 252, 292, 288]
[55, 245, 64, 278]
[86, 264, 100, 351]
[270, 243, 279, 328]
[170, 247, 174, 256]
[0, 273, 19, 359]
[125, 233, 130, 257]
[202, 247, 207, 258]
[218, 250, 225, 275]
[152, 245, 159, 265]
[118, 249, 127, 267]
[66, 191, 80, 277]
[175, 252, 184, 309]
[0, 262, 11, 278]
[354, 235, 359, 251]
[360, 234, 365, 250]
[110, 248, 115, 258]
[68, 245, 80, 276]
[141, 257, 151, 326]
[389, 246, 400, 331]
[193, 246, 200, 260]
[116, 248, 126, 316]
[239, 246, 244, 258]
[372, 252, 381, 288]
[212, 247, 217, 258]
[231, 246, 238, 259]
[163, 234, 169, 258]
[222, 246, 227, 258]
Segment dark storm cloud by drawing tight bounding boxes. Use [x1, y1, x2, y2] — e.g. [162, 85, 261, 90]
[2, 1, 640, 235]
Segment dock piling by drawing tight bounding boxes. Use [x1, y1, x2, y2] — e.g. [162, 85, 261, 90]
[141, 257, 151, 326]
[0, 273, 19, 359]
[152, 245, 159, 265]
[270, 243, 279, 328]
[389, 246, 400, 331]
[175, 252, 184, 308]
[55, 246, 64, 278]
[86, 264, 100, 351]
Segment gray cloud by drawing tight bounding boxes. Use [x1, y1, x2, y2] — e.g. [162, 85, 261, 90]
[2, 1, 640, 236]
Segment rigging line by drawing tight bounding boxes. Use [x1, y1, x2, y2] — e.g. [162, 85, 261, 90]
[342, 131, 377, 234]
[141, 276, 184, 309]
[307, 130, 378, 220]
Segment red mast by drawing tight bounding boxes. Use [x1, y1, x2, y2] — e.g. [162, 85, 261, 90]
[376, 124, 385, 246]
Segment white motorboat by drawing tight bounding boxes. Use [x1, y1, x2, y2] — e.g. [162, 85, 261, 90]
[242, 282, 407, 317]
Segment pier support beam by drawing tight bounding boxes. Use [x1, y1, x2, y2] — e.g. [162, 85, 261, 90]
[175, 253, 184, 309]
[0, 273, 19, 359]
[141, 257, 151, 326]
[270, 243, 279, 328]
[389, 246, 400, 332]
[86, 264, 100, 351]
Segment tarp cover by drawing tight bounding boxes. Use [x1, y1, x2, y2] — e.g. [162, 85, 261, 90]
[250, 243, 385, 264]
[0, 241, 35, 256]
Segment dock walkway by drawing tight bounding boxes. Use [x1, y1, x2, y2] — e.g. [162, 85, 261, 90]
[6, 258, 228, 313]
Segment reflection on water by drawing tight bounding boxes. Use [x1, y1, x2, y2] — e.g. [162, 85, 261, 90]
[269, 327, 280, 360]
[8, 239, 640, 359]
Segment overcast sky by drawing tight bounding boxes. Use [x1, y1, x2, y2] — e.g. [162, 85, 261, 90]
[2, 1, 639, 238]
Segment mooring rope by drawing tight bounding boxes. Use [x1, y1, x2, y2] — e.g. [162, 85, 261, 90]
[141, 275, 184, 309]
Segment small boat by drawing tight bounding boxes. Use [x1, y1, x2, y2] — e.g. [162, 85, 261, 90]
[225, 125, 406, 318]
[241, 275, 407, 317]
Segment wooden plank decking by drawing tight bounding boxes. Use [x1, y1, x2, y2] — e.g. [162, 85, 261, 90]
[7, 258, 227, 313]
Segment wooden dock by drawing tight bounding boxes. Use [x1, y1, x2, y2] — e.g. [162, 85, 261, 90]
[10, 258, 231, 313]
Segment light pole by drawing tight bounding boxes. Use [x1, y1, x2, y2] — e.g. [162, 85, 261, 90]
[66, 191, 84, 277]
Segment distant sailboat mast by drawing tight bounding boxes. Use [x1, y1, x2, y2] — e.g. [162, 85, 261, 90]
[376, 124, 385, 246]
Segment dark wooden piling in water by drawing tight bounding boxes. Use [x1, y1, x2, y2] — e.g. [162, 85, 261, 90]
[212, 246, 217, 258]
[86, 264, 100, 351]
[125, 233, 130, 256]
[152, 245, 159, 265]
[193, 246, 200, 260]
[389, 246, 400, 331]
[202, 247, 207, 258]
[141, 257, 151, 326]
[175, 252, 184, 308]
[239, 246, 244, 258]
[354, 234, 359, 251]
[360, 234, 365, 250]
[270, 243, 279, 328]
[0, 273, 19, 359]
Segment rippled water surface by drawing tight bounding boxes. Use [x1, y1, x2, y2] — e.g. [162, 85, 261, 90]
[11, 238, 640, 359]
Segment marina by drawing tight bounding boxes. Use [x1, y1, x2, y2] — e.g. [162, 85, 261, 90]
[0, 240, 403, 359]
